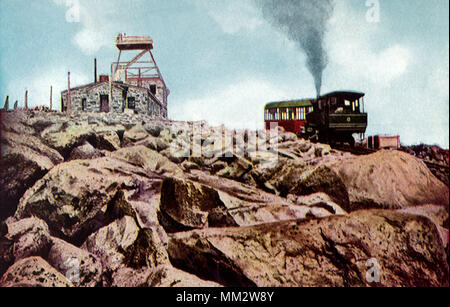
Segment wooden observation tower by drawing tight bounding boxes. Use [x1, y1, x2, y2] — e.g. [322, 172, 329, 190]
[111, 34, 168, 103]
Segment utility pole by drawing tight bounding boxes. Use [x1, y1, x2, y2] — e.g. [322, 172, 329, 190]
[50, 86, 53, 111]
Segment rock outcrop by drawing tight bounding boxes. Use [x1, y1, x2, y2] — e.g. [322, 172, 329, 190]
[5, 217, 52, 262]
[0, 257, 73, 287]
[168, 210, 449, 287]
[1, 111, 448, 288]
[0, 132, 64, 220]
[14, 157, 162, 244]
[159, 175, 347, 233]
[82, 216, 169, 287]
[47, 237, 103, 287]
[330, 150, 449, 211]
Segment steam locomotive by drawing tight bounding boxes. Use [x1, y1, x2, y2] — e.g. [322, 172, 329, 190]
[264, 91, 368, 146]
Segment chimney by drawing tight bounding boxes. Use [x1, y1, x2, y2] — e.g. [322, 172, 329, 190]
[94, 58, 98, 84]
[99, 75, 109, 82]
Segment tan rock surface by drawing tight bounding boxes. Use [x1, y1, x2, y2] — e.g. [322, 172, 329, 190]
[168, 210, 449, 287]
[330, 150, 449, 211]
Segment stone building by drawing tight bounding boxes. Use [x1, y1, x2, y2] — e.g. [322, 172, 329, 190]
[61, 34, 169, 119]
[61, 77, 168, 118]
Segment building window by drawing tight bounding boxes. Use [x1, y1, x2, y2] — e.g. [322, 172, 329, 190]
[81, 98, 86, 111]
[127, 97, 136, 109]
[150, 85, 157, 96]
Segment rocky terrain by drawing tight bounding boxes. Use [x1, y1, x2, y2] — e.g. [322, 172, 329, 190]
[400, 145, 449, 187]
[0, 110, 448, 287]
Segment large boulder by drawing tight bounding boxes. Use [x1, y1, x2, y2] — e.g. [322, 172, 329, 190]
[0, 257, 73, 287]
[82, 216, 142, 272]
[5, 217, 52, 262]
[110, 145, 182, 177]
[109, 266, 155, 287]
[82, 216, 169, 287]
[288, 192, 347, 216]
[216, 155, 253, 182]
[91, 124, 124, 151]
[108, 265, 223, 287]
[168, 210, 449, 287]
[134, 135, 170, 153]
[289, 165, 349, 208]
[0, 225, 14, 277]
[146, 265, 223, 287]
[218, 191, 345, 227]
[0, 111, 35, 135]
[398, 204, 449, 250]
[15, 157, 163, 244]
[0, 132, 64, 220]
[159, 177, 226, 232]
[330, 150, 449, 211]
[47, 237, 102, 287]
[41, 122, 95, 158]
[123, 124, 149, 145]
[253, 159, 349, 209]
[68, 141, 104, 161]
[159, 175, 346, 233]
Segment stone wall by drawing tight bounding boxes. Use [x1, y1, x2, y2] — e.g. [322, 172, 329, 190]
[126, 78, 169, 107]
[61, 82, 167, 119]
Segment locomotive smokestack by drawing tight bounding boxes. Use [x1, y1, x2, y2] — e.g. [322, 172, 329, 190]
[256, 0, 334, 97]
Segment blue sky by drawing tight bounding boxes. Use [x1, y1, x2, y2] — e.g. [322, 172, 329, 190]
[0, 0, 448, 148]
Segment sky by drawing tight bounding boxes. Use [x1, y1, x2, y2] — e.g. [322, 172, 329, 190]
[0, 0, 448, 148]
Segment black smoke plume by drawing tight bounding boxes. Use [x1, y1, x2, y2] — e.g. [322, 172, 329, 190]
[256, 0, 334, 96]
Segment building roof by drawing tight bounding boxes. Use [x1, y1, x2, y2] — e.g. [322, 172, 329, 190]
[321, 91, 365, 100]
[265, 99, 314, 109]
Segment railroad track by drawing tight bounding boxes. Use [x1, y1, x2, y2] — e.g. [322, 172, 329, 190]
[331, 144, 377, 156]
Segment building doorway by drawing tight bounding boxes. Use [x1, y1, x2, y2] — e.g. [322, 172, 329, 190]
[100, 95, 109, 113]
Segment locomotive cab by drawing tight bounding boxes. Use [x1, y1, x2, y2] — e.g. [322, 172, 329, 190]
[306, 91, 368, 146]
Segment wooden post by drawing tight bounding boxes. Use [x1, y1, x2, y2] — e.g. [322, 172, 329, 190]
[94, 58, 97, 83]
[67, 72, 71, 118]
[50, 86, 53, 111]
[4, 96, 9, 111]
[109, 73, 112, 113]
[25, 90, 28, 110]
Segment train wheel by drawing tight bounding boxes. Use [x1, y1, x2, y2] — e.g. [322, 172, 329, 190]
[348, 135, 355, 148]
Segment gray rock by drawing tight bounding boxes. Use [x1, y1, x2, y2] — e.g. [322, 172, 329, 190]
[6, 217, 52, 262]
[68, 141, 104, 161]
[0, 132, 63, 220]
[168, 210, 449, 287]
[330, 150, 449, 211]
[15, 157, 162, 244]
[82, 216, 169, 286]
[0, 257, 73, 287]
[47, 237, 102, 287]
